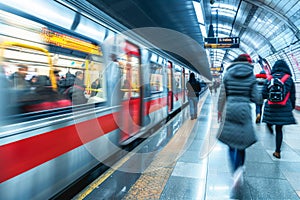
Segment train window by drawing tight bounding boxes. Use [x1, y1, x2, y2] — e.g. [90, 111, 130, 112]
[75, 15, 106, 43]
[119, 54, 140, 99]
[150, 63, 163, 93]
[1, 0, 75, 29]
[84, 59, 106, 104]
[0, 10, 45, 46]
[0, 10, 106, 117]
[174, 65, 182, 91]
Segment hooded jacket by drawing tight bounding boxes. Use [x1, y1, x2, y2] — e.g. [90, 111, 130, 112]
[262, 60, 296, 125]
[217, 62, 258, 149]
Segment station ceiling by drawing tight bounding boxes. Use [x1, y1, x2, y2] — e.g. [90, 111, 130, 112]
[84, 0, 300, 79]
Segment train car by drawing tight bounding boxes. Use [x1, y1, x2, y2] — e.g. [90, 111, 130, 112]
[0, 0, 205, 199]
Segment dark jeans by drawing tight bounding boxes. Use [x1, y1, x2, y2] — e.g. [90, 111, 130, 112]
[267, 124, 283, 153]
[275, 125, 283, 153]
[229, 147, 245, 172]
[256, 104, 263, 116]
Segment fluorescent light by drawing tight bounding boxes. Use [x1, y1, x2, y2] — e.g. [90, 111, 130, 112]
[193, 1, 205, 25]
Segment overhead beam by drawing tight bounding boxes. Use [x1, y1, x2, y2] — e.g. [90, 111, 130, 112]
[212, 21, 276, 53]
[237, 23, 276, 53]
[244, 0, 300, 40]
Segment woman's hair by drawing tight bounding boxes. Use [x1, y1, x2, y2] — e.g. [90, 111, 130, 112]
[271, 59, 292, 75]
[189, 72, 196, 80]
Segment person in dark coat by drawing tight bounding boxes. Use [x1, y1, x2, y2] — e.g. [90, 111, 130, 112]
[262, 59, 296, 159]
[255, 70, 267, 123]
[9, 64, 29, 90]
[70, 71, 88, 105]
[21, 75, 71, 112]
[217, 54, 258, 186]
[186, 72, 201, 120]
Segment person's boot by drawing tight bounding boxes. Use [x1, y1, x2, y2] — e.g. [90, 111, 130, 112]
[273, 151, 281, 159]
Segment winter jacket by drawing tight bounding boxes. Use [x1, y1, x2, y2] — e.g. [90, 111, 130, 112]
[217, 62, 258, 149]
[256, 77, 267, 105]
[70, 78, 88, 105]
[262, 60, 296, 125]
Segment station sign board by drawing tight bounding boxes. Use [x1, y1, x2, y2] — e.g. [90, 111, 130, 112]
[210, 67, 221, 71]
[205, 43, 239, 48]
[204, 37, 240, 49]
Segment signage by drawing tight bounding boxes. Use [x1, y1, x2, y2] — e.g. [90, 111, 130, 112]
[210, 67, 221, 71]
[204, 43, 239, 49]
[41, 28, 102, 56]
[204, 37, 240, 49]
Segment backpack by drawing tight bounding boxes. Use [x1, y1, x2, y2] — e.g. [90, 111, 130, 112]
[267, 74, 290, 105]
[58, 72, 75, 94]
[188, 80, 201, 97]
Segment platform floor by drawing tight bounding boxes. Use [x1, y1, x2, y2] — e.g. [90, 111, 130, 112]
[74, 92, 300, 200]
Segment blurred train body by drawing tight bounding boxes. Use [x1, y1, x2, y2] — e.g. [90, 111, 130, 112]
[0, 1, 206, 199]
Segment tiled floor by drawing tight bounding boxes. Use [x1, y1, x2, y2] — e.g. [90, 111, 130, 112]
[76, 92, 300, 200]
[161, 93, 300, 199]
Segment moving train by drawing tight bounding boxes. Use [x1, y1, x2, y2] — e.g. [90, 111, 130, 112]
[0, 0, 207, 199]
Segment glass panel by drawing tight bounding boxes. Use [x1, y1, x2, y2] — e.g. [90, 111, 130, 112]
[85, 59, 106, 103]
[0, 10, 45, 46]
[185, 70, 189, 90]
[0, 11, 106, 117]
[1, 0, 75, 29]
[120, 53, 140, 99]
[150, 63, 163, 93]
[75, 15, 106, 42]
[174, 65, 182, 91]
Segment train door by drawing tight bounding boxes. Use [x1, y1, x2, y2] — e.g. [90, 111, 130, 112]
[173, 64, 183, 109]
[119, 41, 142, 143]
[167, 61, 173, 113]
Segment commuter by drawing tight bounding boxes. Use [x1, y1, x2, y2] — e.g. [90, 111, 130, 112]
[105, 53, 122, 106]
[22, 75, 71, 112]
[53, 69, 61, 87]
[255, 70, 267, 123]
[213, 80, 219, 94]
[0, 66, 13, 122]
[262, 60, 296, 159]
[58, 71, 76, 95]
[90, 78, 101, 97]
[208, 82, 213, 94]
[70, 71, 88, 105]
[29, 75, 39, 91]
[186, 72, 201, 120]
[217, 54, 258, 186]
[9, 64, 29, 89]
[8, 64, 31, 113]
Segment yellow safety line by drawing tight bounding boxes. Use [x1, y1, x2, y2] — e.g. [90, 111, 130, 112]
[123, 92, 209, 199]
[74, 139, 149, 200]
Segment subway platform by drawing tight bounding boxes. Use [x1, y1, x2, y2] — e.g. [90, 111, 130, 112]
[74, 92, 300, 200]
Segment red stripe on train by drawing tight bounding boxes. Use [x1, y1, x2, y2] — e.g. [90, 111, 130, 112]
[0, 113, 118, 183]
[145, 96, 168, 115]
